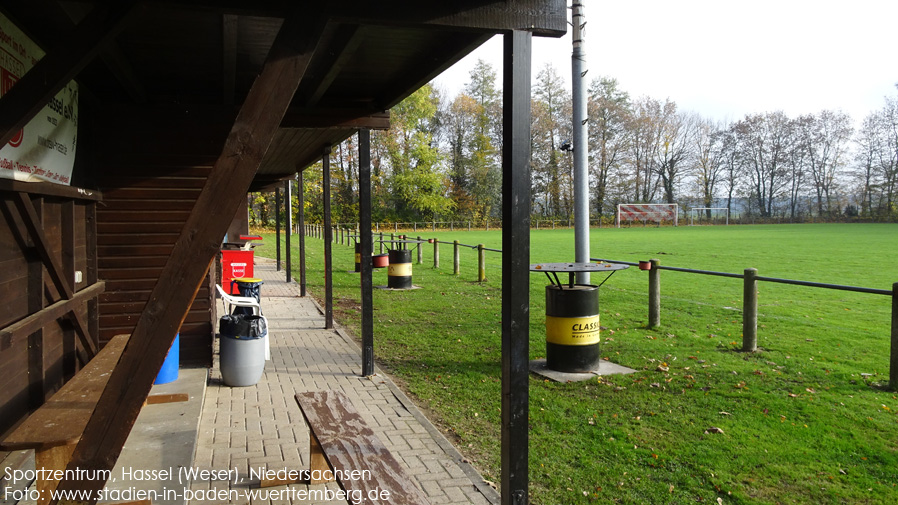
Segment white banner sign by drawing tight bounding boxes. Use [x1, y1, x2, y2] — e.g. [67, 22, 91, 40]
[0, 12, 78, 185]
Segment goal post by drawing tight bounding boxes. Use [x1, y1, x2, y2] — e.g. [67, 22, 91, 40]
[615, 203, 678, 228]
[689, 207, 729, 225]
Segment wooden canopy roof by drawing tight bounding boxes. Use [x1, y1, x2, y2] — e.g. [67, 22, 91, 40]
[2, 0, 566, 190]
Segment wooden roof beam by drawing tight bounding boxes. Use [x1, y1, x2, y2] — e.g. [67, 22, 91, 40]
[59, 1, 149, 104]
[280, 109, 390, 130]
[302, 25, 365, 107]
[50, 10, 328, 503]
[0, 1, 142, 146]
[328, 0, 567, 36]
[164, 0, 567, 36]
[222, 14, 238, 105]
[378, 32, 491, 110]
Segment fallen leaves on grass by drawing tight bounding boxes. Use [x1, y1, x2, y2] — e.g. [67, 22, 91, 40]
[705, 427, 725, 434]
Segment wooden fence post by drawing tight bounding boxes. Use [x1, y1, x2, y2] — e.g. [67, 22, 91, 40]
[433, 239, 439, 268]
[743, 268, 758, 352]
[890, 282, 898, 391]
[478, 244, 486, 282]
[453, 240, 460, 275]
[648, 259, 660, 328]
[416, 236, 423, 264]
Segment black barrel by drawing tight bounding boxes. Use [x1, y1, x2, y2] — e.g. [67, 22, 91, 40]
[354, 242, 361, 272]
[545, 284, 600, 372]
[387, 249, 413, 289]
[231, 278, 263, 316]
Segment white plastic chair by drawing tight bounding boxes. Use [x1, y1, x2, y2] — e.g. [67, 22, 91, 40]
[216, 284, 269, 360]
[216, 283, 261, 315]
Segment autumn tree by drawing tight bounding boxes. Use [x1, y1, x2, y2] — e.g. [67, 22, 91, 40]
[381, 84, 452, 220]
[691, 118, 728, 217]
[627, 96, 662, 202]
[587, 76, 630, 216]
[531, 63, 572, 218]
[797, 110, 853, 217]
[463, 60, 502, 221]
[732, 112, 794, 217]
[652, 103, 695, 204]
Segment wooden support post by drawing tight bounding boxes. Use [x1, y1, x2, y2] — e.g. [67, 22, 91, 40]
[648, 259, 661, 328]
[36, 444, 77, 505]
[501, 29, 532, 505]
[478, 244, 486, 282]
[286, 179, 293, 283]
[323, 148, 334, 330]
[379, 232, 384, 254]
[890, 283, 897, 390]
[28, 206, 45, 406]
[417, 236, 423, 264]
[296, 176, 305, 294]
[308, 432, 333, 484]
[61, 200, 76, 377]
[359, 129, 375, 377]
[86, 201, 99, 355]
[275, 186, 281, 271]
[743, 268, 758, 352]
[454, 240, 460, 275]
[433, 238, 439, 268]
[51, 12, 325, 503]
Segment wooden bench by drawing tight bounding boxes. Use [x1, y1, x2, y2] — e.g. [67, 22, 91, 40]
[262, 390, 431, 505]
[0, 334, 185, 505]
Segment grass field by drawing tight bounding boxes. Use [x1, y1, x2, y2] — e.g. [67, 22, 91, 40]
[254, 223, 898, 505]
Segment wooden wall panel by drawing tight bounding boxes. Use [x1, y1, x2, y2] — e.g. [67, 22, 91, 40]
[0, 194, 93, 438]
[94, 108, 233, 366]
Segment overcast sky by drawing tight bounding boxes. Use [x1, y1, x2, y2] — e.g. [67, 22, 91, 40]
[432, 0, 897, 124]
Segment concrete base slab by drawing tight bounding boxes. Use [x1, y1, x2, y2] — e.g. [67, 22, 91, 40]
[530, 358, 636, 382]
[375, 285, 422, 290]
[101, 367, 207, 505]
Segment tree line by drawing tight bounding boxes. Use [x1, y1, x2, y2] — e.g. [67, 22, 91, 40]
[249, 61, 898, 227]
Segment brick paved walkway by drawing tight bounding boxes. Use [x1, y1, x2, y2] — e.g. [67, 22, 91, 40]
[191, 257, 497, 504]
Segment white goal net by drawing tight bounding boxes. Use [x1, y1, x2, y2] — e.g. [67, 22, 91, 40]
[689, 207, 729, 225]
[616, 203, 678, 228]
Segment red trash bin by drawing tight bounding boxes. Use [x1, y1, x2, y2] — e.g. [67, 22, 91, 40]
[221, 249, 254, 294]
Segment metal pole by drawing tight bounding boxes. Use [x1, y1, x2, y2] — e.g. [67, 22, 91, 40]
[322, 148, 333, 330]
[572, 1, 589, 285]
[648, 259, 660, 328]
[743, 268, 758, 352]
[359, 129, 374, 377]
[501, 29, 531, 505]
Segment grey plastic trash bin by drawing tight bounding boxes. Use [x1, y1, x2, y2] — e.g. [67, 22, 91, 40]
[219, 314, 267, 387]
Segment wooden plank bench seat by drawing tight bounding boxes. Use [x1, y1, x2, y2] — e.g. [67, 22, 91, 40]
[0, 334, 182, 505]
[262, 390, 431, 505]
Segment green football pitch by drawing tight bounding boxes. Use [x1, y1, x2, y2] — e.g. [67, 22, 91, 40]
[257, 223, 898, 505]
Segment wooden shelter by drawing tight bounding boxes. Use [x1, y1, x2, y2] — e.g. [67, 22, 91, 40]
[0, 1, 565, 503]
